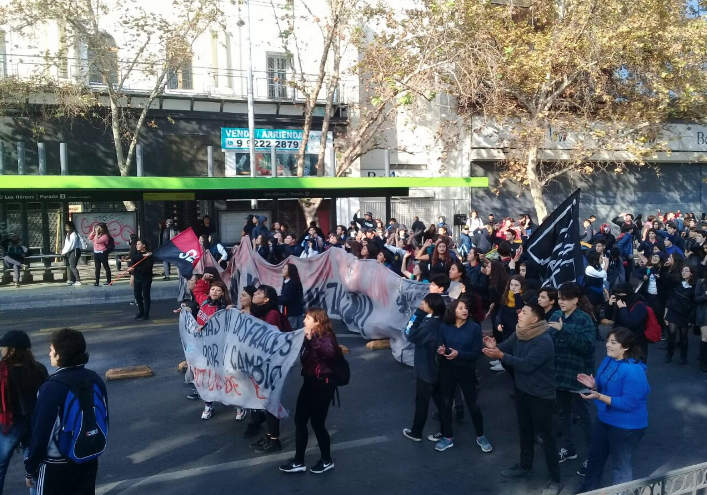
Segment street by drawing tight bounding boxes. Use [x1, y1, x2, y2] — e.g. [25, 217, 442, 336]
[2, 301, 707, 495]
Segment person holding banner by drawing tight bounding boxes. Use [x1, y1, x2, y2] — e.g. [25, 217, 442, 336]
[127, 239, 153, 321]
[280, 308, 339, 474]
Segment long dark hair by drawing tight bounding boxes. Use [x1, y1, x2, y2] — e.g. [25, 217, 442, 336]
[558, 282, 595, 315]
[423, 293, 446, 317]
[285, 263, 303, 298]
[305, 308, 337, 342]
[486, 259, 508, 293]
[606, 327, 645, 362]
[65, 221, 76, 235]
[2, 348, 45, 389]
[443, 298, 469, 324]
[501, 275, 526, 306]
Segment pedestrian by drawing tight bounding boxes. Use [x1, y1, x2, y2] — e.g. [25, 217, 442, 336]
[61, 221, 82, 286]
[402, 293, 446, 442]
[193, 273, 232, 420]
[548, 283, 595, 476]
[606, 282, 649, 361]
[431, 298, 492, 454]
[158, 219, 179, 280]
[0, 330, 48, 494]
[25, 328, 109, 495]
[482, 303, 561, 495]
[448, 262, 468, 300]
[694, 270, 707, 373]
[127, 239, 154, 321]
[481, 259, 508, 342]
[537, 287, 560, 321]
[89, 224, 111, 286]
[664, 265, 695, 364]
[2, 235, 28, 288]
[577, 327, 650, 491]
[280, 263, 305, 329]
[209, 233, 229, 270]
[246, 286, 292, 453]
[279, 308, 340, 475]
[195, 215, 215, 240]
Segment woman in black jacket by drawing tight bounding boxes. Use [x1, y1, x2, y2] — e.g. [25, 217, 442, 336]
[665, 265, 696, 364]
[0, 330, 48, 493]
[280, 263, 305, 328]
[128, 239, 154, 321]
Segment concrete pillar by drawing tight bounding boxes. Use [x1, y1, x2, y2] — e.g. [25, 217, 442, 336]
[0, 141, 5, 175]
[384, 149, 391, 177]
[136, 144, 144, 177]
[17, 142, 25, 175]
[270, 144, 277, 178]
[60, 143, 68, 175]
[327, 146, 335, 177]
[207, 146, 214, 177]
[38, 143, 46, 176]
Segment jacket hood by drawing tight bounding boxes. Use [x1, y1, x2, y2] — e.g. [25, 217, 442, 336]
[258, 215, 268, 223]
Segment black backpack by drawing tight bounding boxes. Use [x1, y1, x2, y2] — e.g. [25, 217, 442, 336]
[332, 347, 350, 387]
[105, 236, 116, 255]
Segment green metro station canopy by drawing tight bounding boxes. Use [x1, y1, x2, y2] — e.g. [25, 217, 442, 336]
[0, 176, 489, 202]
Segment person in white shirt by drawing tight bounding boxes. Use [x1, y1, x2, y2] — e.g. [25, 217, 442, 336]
[61, 221, 83, 286]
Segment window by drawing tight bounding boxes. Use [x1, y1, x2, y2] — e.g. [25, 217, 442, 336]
[58, 22, 69, 78]
[0, 31, 6, 77]
[167, 39, 193, 90]
[87, 33, 118, 86]
[168, 66, 193, 90]
[267, 53, 289, 99]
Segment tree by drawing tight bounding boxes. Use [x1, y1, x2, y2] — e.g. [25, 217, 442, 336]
[400, 0, 707, 220]
[1, 0, 222, 204]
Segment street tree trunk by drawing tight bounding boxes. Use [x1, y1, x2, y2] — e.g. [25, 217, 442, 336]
[526, 145, 548, 222]
[300, 197, 323, 225]
[316, 40, 340, 175]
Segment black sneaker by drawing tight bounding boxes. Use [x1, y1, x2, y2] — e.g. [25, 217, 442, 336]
[186, 391, 200, 400]
[103, 282, 111, 286]
[279, 459, 306, 473]
[133, 313, 144, 319]
[243, 423, 262, 438]
[402, 428, 422, 442]
[249, 436, 269, 449]
[255, 438, 281, 454]
[140, 315, 150, 321]
[310, 459, 335, 474]
[427, 432, 443, 442]
[558, 448, 577, 463]
[577, 460, 588, 476]
[501, 463, 532, 478]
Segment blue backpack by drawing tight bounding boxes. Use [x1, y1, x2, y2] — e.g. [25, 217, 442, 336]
[51, 373, 108, 463]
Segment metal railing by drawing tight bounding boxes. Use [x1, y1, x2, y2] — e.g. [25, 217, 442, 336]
[1, 53, 347, 104]
[579, 461, 707, 495]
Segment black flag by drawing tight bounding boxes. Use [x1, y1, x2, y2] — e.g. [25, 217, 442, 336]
[525, 189, 583, 288]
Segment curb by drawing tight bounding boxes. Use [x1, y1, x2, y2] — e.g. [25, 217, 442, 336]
[105, 365, 154, 381]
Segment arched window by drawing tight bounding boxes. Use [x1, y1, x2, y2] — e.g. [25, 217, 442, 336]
[87, 32, 118, 86]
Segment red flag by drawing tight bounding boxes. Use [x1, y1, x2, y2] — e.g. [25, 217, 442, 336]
[153, 227, 203, 278]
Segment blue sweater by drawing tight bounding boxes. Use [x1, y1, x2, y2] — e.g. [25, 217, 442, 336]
[436, 320, 482, 368]
[594, 356, 650, 429]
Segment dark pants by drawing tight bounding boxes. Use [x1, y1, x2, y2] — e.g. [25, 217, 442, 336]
[133, 277, 152, 317]
[556, 389, 593, 456]
[294, 377, 335, 463]
[515, 388, 560, 483]
[439, 363, 484, 438]
[66, 249, 81, 283]
[249, 410, 281, 438]
[579, 420, 646, 492]
[644, 294, 665, 329]
[667, 323, 689, 360]
[36, 459, 98, 495]
[410, 378, 443, 437]
[93, 252, 111, 284]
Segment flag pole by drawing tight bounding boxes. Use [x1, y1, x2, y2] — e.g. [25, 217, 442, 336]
[109, 255, 149, 286]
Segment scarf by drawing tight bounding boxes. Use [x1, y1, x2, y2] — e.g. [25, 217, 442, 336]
[0, 361, 12, 434]
[506, 290, 521, 308]
[516, 320, 549, 342]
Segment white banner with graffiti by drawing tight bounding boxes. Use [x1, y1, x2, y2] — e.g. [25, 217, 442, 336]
[179, 309, 305, 417]
[203, 240, 428, 366]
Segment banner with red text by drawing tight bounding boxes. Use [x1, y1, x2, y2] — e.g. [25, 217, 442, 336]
[200, 239, 428, 365]
[179, 309, 305, 417]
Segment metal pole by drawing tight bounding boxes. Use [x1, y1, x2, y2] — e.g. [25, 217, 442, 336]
[60, 143, 68, 175]
[17, 142, 25, 175]
[271, 144, 277, 177]
[207, 145, 214, 177]
[327, 146, 335, 177]
[384, 149, 391, 177]
[136, 144, 144, 177]
[0, 141, 5, 175]
[38, 143, 46, 176]
[245, 0, 256, 178]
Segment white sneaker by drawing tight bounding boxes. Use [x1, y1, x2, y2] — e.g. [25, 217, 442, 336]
[235, 408, 247, 421]
[73, 281, 82, 286]
[201, 404, 214, 420]
[490, 363, 505, 372]
[66, 281, 74, 285]
[489, 360, 500, 366]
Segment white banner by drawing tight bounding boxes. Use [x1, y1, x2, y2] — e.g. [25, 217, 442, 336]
[179, 309, 305, 417]
[203, 240, 427, 365]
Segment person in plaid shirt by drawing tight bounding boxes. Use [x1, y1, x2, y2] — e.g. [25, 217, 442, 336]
[548, 282, 596, 477]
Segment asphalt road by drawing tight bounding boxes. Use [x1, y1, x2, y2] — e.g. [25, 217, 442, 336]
[2, 301, 707, 495]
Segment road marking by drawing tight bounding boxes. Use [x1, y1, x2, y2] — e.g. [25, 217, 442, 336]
[96, 435, 388, 494]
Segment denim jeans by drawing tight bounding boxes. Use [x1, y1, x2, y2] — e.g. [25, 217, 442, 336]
[0, 418, 35, 495]
[163, 261, 171, 277]
[579, 419, 646, 492]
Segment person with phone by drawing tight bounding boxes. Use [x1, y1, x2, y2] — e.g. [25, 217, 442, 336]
[605, 283, 649, 361]
[548, 283, 596, 476]
[482, 303, 560, 495]
[577, 327, 650, 491]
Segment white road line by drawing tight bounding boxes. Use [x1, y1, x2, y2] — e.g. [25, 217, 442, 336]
[96, 435, 388, 495]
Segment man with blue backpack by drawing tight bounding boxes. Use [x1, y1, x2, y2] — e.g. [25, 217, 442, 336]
[24, 329, 108, 495]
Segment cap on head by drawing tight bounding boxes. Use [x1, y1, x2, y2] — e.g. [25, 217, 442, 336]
[0, 330, 31, 350]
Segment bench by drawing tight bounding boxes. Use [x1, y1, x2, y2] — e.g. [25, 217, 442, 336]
[1, 254, 68, 284]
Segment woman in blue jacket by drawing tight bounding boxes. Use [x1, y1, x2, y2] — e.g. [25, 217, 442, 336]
[577, 327, 650, 491]
[431, 299, 492, 454]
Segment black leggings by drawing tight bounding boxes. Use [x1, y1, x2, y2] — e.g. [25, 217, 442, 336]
[93, 252, 111, 284]
[294, 377, 335, 463]
[439, 362, 484, 438]
[134, 278, 152, 317]
[667, 322, 689, 359]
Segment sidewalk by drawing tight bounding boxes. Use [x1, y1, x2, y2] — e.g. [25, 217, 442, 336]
[0, 261, 180, 310]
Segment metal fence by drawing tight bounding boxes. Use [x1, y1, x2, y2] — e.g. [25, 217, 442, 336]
[579, 461, 707, 495]
[359, 199, 471, 231]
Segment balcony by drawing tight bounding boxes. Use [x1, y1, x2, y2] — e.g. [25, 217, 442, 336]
[0, 53, 347, 105]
